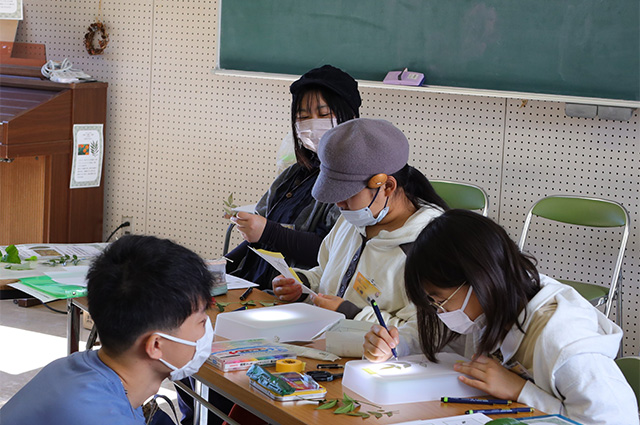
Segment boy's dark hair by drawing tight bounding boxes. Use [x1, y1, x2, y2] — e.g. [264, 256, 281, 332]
[404, 209, 540, 362]
[87, 235, 212, 355]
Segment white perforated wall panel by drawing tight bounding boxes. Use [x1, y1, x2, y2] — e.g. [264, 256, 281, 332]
[16, 0, 639, 355]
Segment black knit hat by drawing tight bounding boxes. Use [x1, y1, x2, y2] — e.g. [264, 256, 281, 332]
[290, 65, 361, 114]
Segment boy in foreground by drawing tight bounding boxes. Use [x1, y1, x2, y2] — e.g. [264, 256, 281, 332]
[1, 235, 213, 425]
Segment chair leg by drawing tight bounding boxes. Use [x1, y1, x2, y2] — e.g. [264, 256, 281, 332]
[617, 275, 623, 358]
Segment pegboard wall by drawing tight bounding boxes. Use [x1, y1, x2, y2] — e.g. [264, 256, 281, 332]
[16, 0, 639, 355]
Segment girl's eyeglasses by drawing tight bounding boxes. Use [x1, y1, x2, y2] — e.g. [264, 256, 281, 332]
[426, 282, 466, 312]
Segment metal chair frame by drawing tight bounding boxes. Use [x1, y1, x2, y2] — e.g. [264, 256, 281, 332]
[518, 195, 630, 322]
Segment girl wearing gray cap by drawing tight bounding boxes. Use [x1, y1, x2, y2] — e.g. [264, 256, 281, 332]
[273, 118, 449, 357]
[226, 65, 361, 290]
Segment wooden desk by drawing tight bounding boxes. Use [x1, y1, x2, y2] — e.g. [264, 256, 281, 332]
[66, 289, 541, 424]
[193, 290, 540, 425]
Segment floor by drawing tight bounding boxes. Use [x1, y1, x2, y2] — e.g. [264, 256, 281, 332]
[0, 298, 179, 421]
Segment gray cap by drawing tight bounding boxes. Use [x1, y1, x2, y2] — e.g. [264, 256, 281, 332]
[312, 118, 410, 204]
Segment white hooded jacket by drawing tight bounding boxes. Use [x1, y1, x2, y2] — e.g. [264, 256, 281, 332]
[462, 276, 638, 425]
[296, 205, 442, 355]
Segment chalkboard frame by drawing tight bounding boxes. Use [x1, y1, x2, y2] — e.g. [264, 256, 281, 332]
[218, 0, 640, 104]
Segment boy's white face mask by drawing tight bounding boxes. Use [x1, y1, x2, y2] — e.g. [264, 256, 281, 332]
[295, 117, 337, 152]
[155, 317, 214, 381]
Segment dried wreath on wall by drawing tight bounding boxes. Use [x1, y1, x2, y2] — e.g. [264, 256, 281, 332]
[84, 20, 109, 55]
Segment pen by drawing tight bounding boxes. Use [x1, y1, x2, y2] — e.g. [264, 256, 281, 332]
[239, 287, 253, 301]
[317, 363, 344, 369]
[465, 407, 534, 415]
[232, 306, 248, 311]
[370, 300, 398, 360]
[441, 397, 512, 405]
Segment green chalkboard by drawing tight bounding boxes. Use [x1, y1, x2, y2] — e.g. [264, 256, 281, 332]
[220, 0, 639, 101]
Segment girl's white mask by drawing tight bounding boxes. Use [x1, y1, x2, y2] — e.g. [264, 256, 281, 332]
[437, 286, 481, 335]
[295, 117, 337, 152]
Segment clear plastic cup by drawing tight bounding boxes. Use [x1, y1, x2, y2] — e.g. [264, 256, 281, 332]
[206, 258, 228, 296]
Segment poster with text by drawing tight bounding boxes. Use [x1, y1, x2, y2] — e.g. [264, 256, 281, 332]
[70, 124, 103, 189]
[0, 0, 23, 19]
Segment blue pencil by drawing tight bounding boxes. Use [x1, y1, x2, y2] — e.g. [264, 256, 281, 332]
[370, 300, 398, 360]
[441, 397, 512, 405]
[465, 407, 534, 415]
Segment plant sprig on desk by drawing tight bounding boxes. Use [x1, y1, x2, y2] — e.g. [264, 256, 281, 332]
[1, 245, 21, 264]
[316, 393, 397, 419]
[215, 302, 231, 312]
[45, 254, 81, 267]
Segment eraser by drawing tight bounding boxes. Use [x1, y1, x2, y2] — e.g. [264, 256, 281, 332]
[565, 103, 597, 118]
[383, 68, 425, 86]
[597, 106, 634, 121]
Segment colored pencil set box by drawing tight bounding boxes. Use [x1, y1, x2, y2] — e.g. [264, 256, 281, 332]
[207, 338, 297, 372]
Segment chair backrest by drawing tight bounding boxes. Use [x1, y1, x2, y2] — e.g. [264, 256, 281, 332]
[430, 180, 489, 216]
[518, 195, 630, 317]
[615, 356, 640, 409]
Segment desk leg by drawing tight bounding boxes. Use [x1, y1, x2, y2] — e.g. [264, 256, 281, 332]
[67, 298, 81, 355]
[194, 380, 209, 425]
[174, 380, 239, 425]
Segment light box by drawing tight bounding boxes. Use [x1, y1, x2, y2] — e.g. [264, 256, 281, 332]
[214, 303, 344, 343]
[342, 353, 485, 405]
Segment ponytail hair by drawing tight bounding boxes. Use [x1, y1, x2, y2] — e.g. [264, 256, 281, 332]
[391, 165, 449, 211]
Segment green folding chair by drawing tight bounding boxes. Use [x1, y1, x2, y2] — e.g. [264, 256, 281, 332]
[518, 195, 629, 323]
[430, 180, 489, 216]
[615, 356, 640, 410]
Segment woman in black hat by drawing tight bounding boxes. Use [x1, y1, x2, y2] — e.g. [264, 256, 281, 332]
[225, 65, 362, 291]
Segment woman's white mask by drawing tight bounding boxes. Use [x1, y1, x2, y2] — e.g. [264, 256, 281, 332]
[295, 117, 337, 152]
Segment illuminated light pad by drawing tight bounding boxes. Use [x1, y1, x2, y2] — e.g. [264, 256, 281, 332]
[214, 303, 344, 342]
[342, 353, 485, 405]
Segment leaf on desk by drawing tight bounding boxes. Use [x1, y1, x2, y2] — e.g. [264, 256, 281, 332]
[368, 411, 383, 419]
[216, 302, 230, 312]
[259, 301, 277, 307]
[1, 245, 21, 264]
[240, 300, 256, 306]
[315, 399, 338, 410]
[346, 412, 370, 419]
[343, 393, 356, 404]
[334, 402, 355, 414]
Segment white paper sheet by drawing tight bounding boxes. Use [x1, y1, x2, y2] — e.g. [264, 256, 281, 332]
[390, 413, 491, 425]
[225, 274, 259, 290]
[44, 267, 90, 287]
[7, 282, 58, 303]
[0, 244, 105, 280]
[232, 204, 258, 214]
[248, 247, 316, 297]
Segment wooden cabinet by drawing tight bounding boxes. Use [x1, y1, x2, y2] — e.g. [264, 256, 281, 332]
[0, 74, 107, 244]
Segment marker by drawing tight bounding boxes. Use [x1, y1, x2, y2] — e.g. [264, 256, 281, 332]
[232, 306, 248, 311]
[465, 407, 534, 415]
[239, 287, 253, 301]
[441, 397, 512, 405]
[317, 363, 344, 369]
[370, 300, 398, 360]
